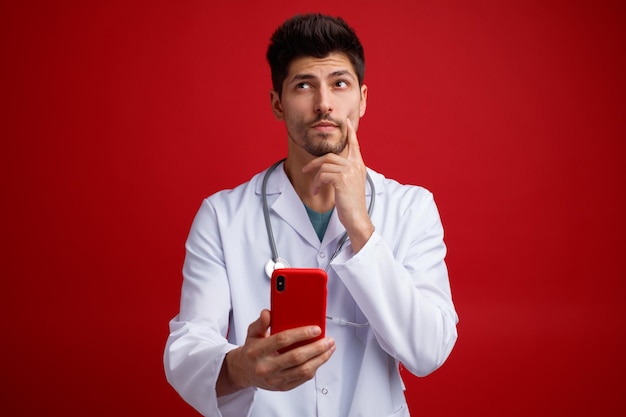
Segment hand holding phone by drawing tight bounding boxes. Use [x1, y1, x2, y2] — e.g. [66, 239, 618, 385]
[270, 268, 327, 352]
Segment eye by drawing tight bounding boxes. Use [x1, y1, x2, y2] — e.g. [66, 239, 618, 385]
[335, 80, 349, 88]
[296, 82, 312, 89]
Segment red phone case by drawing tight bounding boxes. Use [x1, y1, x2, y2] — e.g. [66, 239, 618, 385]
[270, 268, 327, 352]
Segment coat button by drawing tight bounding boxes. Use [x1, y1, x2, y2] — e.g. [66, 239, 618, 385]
[321, 388, 329, 395]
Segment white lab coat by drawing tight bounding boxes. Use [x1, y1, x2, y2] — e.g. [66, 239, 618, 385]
[164, 162, 458, 417]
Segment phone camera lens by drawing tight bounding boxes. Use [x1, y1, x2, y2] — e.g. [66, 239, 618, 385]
[276, 276, 286, 292]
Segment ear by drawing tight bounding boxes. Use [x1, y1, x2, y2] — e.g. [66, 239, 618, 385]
[270, 90, 284, 121]
[359, 84, 368, 117]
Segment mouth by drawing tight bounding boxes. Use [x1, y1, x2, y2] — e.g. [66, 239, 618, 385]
[311, 121, 339, 132]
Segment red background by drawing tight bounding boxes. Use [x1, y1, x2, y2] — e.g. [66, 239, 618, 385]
[2, 1, 625, 415]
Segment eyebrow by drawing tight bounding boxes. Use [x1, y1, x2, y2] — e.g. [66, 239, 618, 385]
[289, 70, 356, 83]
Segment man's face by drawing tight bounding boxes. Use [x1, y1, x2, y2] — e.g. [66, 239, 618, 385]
[271, 53, 367, 157]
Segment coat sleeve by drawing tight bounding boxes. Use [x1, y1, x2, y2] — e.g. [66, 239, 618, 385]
[331, 188, 458, 377]
[163, 199, 256, 417]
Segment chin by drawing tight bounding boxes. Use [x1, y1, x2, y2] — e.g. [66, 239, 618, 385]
[306, 141, 347, 157]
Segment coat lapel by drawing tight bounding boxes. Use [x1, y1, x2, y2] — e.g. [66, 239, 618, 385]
[259, 162, 321, 249]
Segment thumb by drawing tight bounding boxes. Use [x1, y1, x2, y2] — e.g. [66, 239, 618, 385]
[247, 309, 271, 339]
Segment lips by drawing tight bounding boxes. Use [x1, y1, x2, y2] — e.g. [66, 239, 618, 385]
[311, 122, 338, 131]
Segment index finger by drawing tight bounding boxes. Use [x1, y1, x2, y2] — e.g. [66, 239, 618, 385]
[346, 117, 362, 162]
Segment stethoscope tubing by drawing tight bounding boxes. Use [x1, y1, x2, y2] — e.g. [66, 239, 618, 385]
[262, 159, 286, 266]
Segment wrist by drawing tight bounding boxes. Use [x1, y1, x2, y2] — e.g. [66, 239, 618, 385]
[347, 219, 375, 253]
[217, 348, 248, 396]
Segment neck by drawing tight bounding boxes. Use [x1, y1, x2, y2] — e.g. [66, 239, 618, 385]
[284, 155, 335, 213]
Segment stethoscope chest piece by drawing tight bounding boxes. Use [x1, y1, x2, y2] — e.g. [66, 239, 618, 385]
[264, 257, 291, 279]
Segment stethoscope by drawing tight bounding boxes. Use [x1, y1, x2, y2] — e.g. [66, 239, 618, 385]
[261, 159, 375, 328]
[262, 158, 376, 278]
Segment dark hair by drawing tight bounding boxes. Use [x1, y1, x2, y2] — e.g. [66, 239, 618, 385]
[266, 14, 365, 96]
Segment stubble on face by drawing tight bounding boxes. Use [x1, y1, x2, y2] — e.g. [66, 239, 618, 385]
[288, 114, 347, 157]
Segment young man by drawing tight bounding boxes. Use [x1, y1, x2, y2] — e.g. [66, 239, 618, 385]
[164, 14, 458, 417]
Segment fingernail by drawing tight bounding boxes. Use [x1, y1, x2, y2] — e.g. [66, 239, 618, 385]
[310, 326, 321, 336]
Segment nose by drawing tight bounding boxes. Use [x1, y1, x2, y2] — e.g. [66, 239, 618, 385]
[314, 85, 333, 114]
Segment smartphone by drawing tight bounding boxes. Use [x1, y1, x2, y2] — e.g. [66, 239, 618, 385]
[270, 268, 328, 352]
